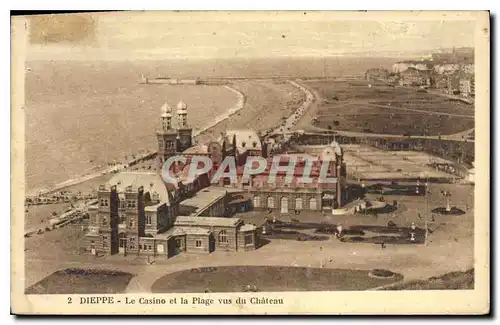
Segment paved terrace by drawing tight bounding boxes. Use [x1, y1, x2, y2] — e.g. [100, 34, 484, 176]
[342, 145, 460, 181]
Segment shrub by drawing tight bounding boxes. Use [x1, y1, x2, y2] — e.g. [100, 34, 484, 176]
[370, 269, 395, 278]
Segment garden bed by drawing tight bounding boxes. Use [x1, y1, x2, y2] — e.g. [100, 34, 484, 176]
[25, 268, 135, 294]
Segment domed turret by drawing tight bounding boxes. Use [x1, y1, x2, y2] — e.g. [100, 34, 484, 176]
[330, 140, 342, 157]
[177, 100, 187, 111]
[161, 102, 172, 117]
[159, 101, 173, 131]
[177, 100, 188, 128]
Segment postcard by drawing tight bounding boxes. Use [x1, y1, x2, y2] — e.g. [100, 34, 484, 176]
[11, 11, 490, 315]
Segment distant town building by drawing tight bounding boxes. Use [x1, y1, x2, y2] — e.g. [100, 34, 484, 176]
[433, 63, 461, 75]
[365, 68, 390, 81]
[398, 67, 431, 87]
[392, 61, 431, 74]
[459, 77, 475, 98]
[430, 73, 449, 89]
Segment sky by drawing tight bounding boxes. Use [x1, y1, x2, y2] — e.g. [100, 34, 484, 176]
[25, 11, 478, 60]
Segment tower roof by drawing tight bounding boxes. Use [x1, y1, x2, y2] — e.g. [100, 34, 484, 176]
[177, 100, 187, 112]
[161, 102, 172, 117]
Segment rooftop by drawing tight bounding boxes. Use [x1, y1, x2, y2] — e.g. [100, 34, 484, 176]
[175, 216, 243, 228]
[106, 172, 171, 204]
[223, 129, 262, 152]
[239, 224, 257, 232]
[180, 186, 228, 213]
[164, 226, 212, 236]
[183, 144, 209, 155]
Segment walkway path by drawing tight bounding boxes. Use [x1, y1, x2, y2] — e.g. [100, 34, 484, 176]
[368, 103, 474, 119]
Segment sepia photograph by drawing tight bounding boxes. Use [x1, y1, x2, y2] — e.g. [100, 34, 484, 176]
[10, 10, 490, 315]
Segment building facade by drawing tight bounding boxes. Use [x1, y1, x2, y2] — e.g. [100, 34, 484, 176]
[365, 68, 390, 81]
[218, 142, 348, 213]
[398, 68, 431, 87]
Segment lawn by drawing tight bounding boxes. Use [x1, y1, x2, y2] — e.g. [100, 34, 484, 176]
[383, 269, 474, 290]
[305, 80, 474, 136]
[151, 265, 403, 293]
[314, 111, 473, 136]
[25, 268, 135, 294]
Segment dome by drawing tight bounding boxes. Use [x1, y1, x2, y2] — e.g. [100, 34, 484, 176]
[177, 100, 187, 111]
[330, 140, 342, 156]
[160, 102, 172, 117]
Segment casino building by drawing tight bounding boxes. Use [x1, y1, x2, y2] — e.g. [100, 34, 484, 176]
[84, 100, 347, 257]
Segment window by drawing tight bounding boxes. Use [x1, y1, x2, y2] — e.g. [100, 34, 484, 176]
[146, 214, 152, 226]
[101, 217, 107, 226]
[267, 196, 275, 208]
[244, 233, 254, 246]
[218, 230, 228, 243]
[139, 244, 143, 250]
[295, 197, 303, 210]
[309, 198, 317, 210]
[195, 240, 202, 247]
[120, 215, 126, 224]
[119, 233, 126, 248]
[148, 245, 152, 251]
[253, 196, 260, 208]
[280, 197, 288, 213]
[129, 219, 134, 228]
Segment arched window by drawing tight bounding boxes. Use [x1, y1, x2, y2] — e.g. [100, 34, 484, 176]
[295, 197, 303, 210]
[309, 197, 317, 210]
[218, 230, 228, 243]
[267, 196, 275, 208]
[253, 196, 260, 208]
[280, 197, 288, 213]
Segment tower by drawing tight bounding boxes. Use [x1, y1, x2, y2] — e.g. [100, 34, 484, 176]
[156, 101, 178, 171]
[176, 100, 193, 152]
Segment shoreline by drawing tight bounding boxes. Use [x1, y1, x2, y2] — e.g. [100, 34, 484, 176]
[26, 84, 247, 198]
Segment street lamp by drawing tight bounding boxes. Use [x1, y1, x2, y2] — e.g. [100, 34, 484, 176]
[418, 174, 430, 246]
[441, 190, 452, 212]
[424, 179, 430, 246]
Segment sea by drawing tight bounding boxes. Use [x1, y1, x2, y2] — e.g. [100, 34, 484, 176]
[24, 57, 395, 194]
